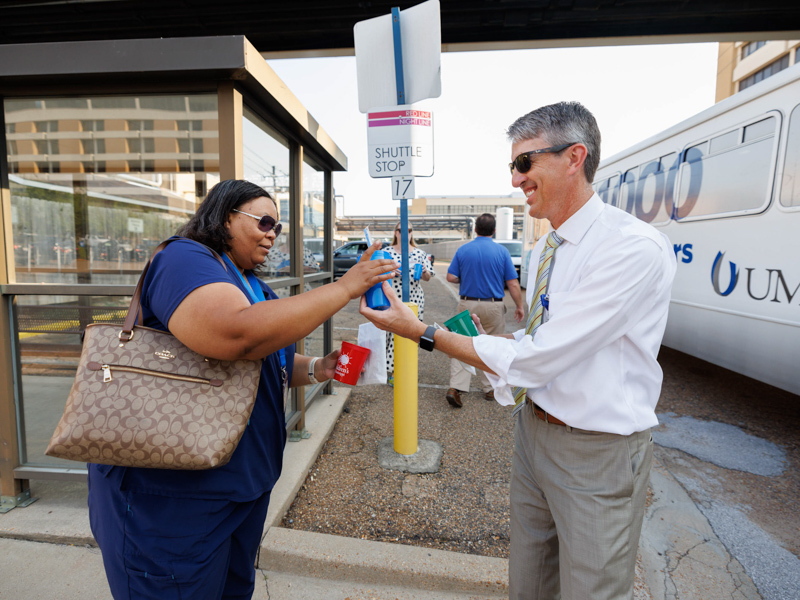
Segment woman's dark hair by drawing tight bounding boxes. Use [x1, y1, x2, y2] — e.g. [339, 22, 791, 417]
[176, 179, 275, 254]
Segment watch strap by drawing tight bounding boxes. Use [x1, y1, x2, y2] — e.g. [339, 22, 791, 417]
[419, 325, 437, 352]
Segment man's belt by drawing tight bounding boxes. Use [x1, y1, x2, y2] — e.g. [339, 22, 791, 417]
[526, 398, 567, 426]
[460, 295, 504, 302]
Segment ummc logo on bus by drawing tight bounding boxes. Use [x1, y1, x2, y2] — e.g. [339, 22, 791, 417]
[711, 251, 799, 303]
[711, 252, 738, 296]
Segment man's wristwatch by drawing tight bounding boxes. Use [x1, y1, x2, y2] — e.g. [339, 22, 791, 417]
[419, 325, 437, 352]
[308, 357, 319, 384]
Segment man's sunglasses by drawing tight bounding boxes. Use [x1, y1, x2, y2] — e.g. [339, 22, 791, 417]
[509, 143, 578, 175]
[232, 209, 282, 236]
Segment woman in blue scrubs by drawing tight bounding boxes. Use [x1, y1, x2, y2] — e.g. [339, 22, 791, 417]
[87, 179, 396, 599]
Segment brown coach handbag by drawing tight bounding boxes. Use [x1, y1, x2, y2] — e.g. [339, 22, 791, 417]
[45, 238, 262, 470]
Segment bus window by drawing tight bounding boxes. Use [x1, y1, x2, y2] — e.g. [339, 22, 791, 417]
[620, 168, 637, 214]
[635, 160, 667, 224]
[661, 152, 679, 220]
[709, 130, 739, 154]
[743, 116, 775, 142]
[685, 141, 707, 162]
[595, 174, 620, 206]
[594, 177, 610, 201]
[780, 105, 800, 208]
[607, 174, 620, 207]
[677, 117, 776, 219]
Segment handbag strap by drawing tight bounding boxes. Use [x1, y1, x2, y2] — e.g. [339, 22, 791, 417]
[120, 237, 226, 341]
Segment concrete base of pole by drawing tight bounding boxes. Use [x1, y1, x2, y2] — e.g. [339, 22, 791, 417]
[377, 437, 443, 474]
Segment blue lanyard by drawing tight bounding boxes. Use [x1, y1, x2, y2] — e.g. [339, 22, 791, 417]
[223, 254, 286, 373]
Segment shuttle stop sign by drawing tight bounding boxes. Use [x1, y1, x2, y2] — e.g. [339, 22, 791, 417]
[368, 107, 433, 178]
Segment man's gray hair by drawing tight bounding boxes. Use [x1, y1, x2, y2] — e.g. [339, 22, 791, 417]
[506, 101, 601, 183]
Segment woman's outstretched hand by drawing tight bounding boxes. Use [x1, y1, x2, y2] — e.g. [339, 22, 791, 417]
[337, 242, 398, 300]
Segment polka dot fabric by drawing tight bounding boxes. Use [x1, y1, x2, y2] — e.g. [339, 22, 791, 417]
[384, 246, 435, 374]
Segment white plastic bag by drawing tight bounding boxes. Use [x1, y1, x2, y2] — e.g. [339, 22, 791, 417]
[357, 322, 387, 385]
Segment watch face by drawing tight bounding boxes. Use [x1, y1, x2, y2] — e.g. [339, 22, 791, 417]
[420, 326, 436, 351]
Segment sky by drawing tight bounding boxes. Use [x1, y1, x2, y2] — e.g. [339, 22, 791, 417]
[267, 42, 720, 216]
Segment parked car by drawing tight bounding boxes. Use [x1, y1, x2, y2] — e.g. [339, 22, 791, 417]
[494, 239, 522, 278]
[333, 240, 389, 279]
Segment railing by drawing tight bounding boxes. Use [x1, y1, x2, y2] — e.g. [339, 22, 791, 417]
[2, 272, 334, 482]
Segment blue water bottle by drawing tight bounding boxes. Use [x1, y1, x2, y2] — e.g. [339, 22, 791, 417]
[365, 250, 391, 310]
[413, 263, 423, 281]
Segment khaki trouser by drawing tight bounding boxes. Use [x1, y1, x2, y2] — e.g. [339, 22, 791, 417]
[509, 401, 653, 600]
[449, 298, 506, 393]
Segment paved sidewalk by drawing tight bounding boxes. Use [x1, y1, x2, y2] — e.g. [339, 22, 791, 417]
[0, 275, 761, 599]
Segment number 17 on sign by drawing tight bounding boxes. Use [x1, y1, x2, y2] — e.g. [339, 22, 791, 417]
[392, 175, 415, 200]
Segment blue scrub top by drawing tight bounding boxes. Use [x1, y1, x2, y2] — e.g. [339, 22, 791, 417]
[89, 237, 294, 501]
[447, 237, 518, 299]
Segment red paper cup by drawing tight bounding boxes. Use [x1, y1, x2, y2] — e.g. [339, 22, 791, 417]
[334, 341, 371, 386]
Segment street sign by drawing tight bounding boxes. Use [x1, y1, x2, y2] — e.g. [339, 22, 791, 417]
[392, 176, 416, 200]
[367, 106, 433, 178]
[354, 0, 441, 113]
[127, 217, 144, 233]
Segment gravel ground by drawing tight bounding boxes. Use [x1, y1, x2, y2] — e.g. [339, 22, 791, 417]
[283, 274, 515, 558]
[281, 270, 799, 597]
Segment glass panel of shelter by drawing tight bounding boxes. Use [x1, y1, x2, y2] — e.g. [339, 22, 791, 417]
[3, 92, 222, 468]
[242, 104, 291, 291]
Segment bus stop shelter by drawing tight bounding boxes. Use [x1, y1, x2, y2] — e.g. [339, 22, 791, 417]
[0, 36, 344, 508]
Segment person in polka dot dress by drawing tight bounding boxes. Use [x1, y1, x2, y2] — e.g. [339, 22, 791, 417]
[384, 222, 435, 384]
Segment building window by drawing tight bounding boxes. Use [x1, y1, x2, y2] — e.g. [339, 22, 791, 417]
[741, 41, 767, 60]
[739, 54, 790, 91]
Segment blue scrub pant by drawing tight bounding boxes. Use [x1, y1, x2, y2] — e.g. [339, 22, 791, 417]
[88, 466, 270, 600]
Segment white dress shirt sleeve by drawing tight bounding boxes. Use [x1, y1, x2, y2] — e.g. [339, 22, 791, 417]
[474, 233, 673, 406]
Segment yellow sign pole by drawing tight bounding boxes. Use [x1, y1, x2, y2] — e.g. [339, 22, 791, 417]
[393, 302, 418, 455]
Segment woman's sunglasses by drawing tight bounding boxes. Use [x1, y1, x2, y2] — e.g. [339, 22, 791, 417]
[508, 143, 578, 175]
[233, 209, 282, 236]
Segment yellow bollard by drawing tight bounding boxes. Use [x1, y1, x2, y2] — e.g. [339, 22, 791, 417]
[394, 302, 418, 455]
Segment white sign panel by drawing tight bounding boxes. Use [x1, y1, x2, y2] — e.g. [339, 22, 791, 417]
[127, 217, 144, 233]
[392, 176, 416, 200]
[368, 107, 433, 178]
[354, 0, 441, 113]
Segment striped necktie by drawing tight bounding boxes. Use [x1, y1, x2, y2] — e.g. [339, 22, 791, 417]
[512, 230, 564, 416]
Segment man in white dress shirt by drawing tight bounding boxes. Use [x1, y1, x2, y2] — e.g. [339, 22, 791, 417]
[361, 101, 677, 600]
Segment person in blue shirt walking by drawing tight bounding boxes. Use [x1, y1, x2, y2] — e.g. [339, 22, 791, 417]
[445, 213, 524, 407]
[87, 179, 396, 600]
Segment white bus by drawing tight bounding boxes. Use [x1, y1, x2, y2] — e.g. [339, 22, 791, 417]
[587, 62, 800, 396]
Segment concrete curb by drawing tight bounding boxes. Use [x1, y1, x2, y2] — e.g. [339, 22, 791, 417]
[260, 527, 509, 598]
[259, 382, 510, 598]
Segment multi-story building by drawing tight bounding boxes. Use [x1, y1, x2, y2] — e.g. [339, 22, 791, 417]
[716, 40, 800, 101]
[410, 193, 525, 216]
